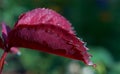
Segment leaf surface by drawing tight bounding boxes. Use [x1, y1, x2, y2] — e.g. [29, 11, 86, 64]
[15, 8, 74, 34]
[8, 24, 92, 65]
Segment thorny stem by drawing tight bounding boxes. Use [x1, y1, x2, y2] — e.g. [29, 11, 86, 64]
[0, 51, 8, 74]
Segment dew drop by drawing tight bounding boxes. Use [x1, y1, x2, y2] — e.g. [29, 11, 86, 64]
[72, 27, 75, 30]
[57, 24, 60, 26]
[73, 31, 77, 35]
[77, 37, 80, 40]
[89, 55, 92, 58]
[42, 21, 45, 23]
[84, 46, 89, 50]
[17, 51, 21, 56]
[80, 38, 83, 41]
[62, 26, 65, 29]
[42, 8, 45, 10]
[85, 47, 89, 50]
[84, 42, 87, 46]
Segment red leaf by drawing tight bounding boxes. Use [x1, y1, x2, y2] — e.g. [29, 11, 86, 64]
[0, 8, 94, 73]
[0, 37, 3, 49]
[8, 24, 93, 65]
[1, 23, 11, 36]
[15, 8, 75, 34]
[1, 22, 11, 43]
[1, 23, 20, 54]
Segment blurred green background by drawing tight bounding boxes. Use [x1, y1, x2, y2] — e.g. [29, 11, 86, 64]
[0, 0, 120, 74]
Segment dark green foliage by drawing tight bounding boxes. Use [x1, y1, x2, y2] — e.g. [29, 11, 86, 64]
[0, 0, 120, 74]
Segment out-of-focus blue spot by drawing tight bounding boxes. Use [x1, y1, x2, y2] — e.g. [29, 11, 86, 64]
[96, 0, 108, 10]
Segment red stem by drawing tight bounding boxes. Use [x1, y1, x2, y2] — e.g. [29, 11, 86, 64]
[0, 51, 8, 74]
